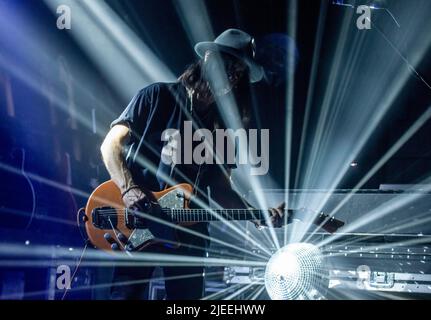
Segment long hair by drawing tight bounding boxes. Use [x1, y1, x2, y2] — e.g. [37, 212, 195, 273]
[178, 60, 213, 105]
[178, 57, 252, 128]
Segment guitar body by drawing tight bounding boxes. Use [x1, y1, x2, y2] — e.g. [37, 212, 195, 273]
[84, 180, 193, 253]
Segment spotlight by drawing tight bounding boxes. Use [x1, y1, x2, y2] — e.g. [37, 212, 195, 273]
[264, 243, 328, 300]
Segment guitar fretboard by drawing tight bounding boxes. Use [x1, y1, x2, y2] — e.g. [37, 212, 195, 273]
[163, 208, 287, 223]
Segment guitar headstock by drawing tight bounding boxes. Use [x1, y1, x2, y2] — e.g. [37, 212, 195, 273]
[313, 211, 345, 234]
[290, 208, 345, 234]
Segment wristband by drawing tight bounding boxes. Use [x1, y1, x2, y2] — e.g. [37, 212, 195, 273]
[121, 185, 141, 198]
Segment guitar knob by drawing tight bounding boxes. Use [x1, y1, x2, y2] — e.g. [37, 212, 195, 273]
[126, 244, 134, 252]
[104, 233, 117, 244]
[118, 233, 128, 244]
[111, 243, 119, 251]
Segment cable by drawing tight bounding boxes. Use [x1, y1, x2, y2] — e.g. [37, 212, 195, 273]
[76, 207, 89, 243]
[332, 1, 431, 93]
[369, 19, 431, 92]
[332, 1, 400, 28]
[60, 240, 89, 300]
[60, 208, 91, 300]
[369, 6, 401, 28]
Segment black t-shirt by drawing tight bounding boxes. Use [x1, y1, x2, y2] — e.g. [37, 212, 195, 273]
[111, 81, 230, 196]
[111, 82, 234, 246]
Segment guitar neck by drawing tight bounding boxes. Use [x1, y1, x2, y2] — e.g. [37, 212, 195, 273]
[166, 208, 285, 223]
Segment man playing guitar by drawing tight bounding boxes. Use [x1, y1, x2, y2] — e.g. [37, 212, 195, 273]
[100, 29, 284, 300]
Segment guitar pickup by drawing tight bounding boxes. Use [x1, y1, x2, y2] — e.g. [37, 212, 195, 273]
[92, 207, 118, 229]
[125, 209, 147, 229]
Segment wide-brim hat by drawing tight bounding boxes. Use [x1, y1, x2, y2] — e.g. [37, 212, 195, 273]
[194, 29, 264, 83]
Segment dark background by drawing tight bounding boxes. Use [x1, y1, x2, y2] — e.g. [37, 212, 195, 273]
[0, 0, 431, 299]
[1, 0, 430, 196]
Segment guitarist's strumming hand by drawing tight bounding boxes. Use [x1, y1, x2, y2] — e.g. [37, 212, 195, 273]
[121, 185, 149, 211]
[102, 186, 146, 252]
[122, 185, 162, 217]
[253, 202, 285, 229]
[104, 185, 161, 251]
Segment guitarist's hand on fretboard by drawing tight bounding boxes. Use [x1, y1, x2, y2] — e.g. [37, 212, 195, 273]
[292, 208, 345, 234]
[253, 202, 286, 228]
[252, 206, 345, 233]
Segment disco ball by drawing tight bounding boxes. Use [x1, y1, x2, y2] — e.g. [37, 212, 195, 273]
[264, 243, 328, 300]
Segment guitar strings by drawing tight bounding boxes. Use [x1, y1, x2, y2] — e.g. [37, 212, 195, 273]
[92, 208, 287, 214]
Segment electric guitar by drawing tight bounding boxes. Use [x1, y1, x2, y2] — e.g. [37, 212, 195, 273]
[84, 180, 344, 253]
